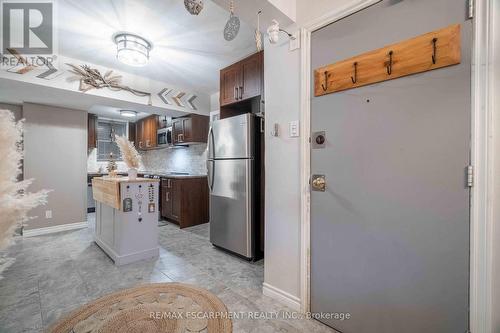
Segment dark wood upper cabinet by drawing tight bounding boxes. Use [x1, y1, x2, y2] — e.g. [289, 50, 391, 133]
[172, 114, 209, 145]
[240, 52, 263, 100]
[135, 115, 158, 150]
[220, 51, 263, 107]
[87, 113, 97, 150]
[220, 64, 241, 106]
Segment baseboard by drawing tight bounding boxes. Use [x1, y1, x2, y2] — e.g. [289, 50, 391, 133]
[263, 282, 301, 311]
[22, 221, 88, 237]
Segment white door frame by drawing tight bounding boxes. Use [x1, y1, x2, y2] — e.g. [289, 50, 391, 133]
[299, 1, 495, 332]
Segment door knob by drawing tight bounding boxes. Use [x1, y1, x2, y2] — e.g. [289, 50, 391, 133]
[311, 175, 326, 192]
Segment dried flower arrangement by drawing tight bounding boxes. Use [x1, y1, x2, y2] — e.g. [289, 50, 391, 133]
[115, 136, 142, 170]
[0, 110, 50, 277]
[66, 64, 152, 105]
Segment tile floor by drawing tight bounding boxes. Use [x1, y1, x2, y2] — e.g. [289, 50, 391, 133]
[0, 215, 336, 333]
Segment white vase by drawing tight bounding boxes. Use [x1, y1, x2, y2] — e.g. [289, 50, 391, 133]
[128, 168, 138, 180]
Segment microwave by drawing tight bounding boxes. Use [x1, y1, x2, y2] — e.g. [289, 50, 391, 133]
[157, 127, 172, 147]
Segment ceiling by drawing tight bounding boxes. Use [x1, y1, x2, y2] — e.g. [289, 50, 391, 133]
[56, 0, 258, 95]
[0, 78, 190, 119]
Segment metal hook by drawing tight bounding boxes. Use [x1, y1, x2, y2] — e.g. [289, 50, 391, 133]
[432, 38, 437, 64]
[321, 71, 329, 91]
[386, 51, 393, 75]
[351, 62, 358, 84]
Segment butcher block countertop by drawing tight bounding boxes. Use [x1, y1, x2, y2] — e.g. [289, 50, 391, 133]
[92, 177, 160, 209]
[93, 176, 160, 183]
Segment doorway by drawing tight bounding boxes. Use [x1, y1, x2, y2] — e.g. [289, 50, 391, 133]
[309, 0, 472, 332]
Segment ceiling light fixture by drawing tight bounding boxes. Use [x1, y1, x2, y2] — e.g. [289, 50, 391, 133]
[120, 110, 138, 118]
[113, 33, 153, 67]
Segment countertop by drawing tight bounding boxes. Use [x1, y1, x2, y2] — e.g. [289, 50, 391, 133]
[92, 176, 160, 184]
[88, 171, 207, 179]
[138, 171, 207, 179]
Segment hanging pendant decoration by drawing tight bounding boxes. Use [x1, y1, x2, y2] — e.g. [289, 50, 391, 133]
[184, 0, 204, 15]
[224, 0, 240, 41]
[255, 10, 263, 51]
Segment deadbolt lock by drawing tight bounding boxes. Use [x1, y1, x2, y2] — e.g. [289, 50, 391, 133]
[312, 131, 326, 149]
[311, 175, 326, 192]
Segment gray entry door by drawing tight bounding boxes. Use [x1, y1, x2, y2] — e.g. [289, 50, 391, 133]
[310, 1, 471, 332]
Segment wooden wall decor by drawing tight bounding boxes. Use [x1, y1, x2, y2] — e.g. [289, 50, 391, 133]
[314, 24, 461, 97]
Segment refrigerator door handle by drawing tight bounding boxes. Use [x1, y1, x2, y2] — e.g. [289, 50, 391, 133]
[207, 160, 215, 192]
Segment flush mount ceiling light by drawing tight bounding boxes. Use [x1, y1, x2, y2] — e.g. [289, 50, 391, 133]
[120, 110, 138, 118]
[113, 33, 153, 67]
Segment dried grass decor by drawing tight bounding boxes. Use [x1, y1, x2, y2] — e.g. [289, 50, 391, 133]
[115, 135, 142, 170]
[67, 64, 152, 105]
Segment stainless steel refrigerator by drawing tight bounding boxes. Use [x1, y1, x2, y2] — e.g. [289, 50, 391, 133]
[207, 113, 257, 259]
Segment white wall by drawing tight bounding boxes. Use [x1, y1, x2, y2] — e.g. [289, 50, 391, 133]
[264, 32, 302, 299]
[268, 0, 296, 21]
[491, 0, 500, 330]
[210, 92, 220, 112]
[296, 0, 353, 25]
[23, 103, 87, 230]
[263, 0, 356, 304]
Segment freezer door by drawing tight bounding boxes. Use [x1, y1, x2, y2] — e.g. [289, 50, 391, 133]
[209, 113, 254, 160]
[209, 158, 253, 258]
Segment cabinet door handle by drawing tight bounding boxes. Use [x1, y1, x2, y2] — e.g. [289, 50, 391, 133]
[168, 179, 171, 188]
[166, 192, 169, 202]
[234, 87, 237, 100]
[239, 86, 243, 99]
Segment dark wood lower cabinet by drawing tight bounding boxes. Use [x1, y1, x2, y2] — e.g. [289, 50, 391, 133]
[160, 176, 209, 228]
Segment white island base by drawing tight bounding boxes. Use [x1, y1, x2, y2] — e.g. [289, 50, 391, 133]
[92, 177, 160, 266]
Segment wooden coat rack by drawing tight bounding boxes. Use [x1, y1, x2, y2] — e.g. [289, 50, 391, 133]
[314, 24, 461, 97]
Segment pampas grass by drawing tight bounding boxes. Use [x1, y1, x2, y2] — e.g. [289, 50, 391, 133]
[115, 135, 141, 169]
[0, 109, 49, 277]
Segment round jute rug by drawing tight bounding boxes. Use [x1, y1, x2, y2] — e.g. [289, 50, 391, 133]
[47, 283, 232, 333]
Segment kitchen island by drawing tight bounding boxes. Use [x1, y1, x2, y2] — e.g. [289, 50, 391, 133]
[92, 176, 160, 265]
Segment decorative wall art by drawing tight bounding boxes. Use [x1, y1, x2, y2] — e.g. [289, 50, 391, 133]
[67, 64, 152, 105]
[5, 48, 35, 74]
[223, 0, 240, 41]
[158, 88, 198, 110]
[3, 48, 63, 79]
[184, 0, 204, 15]
[36, 56, 64, 80]
[314, 24, 461, 97]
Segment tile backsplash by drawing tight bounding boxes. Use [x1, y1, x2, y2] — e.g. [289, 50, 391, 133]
[139, 144, 208, 175]
[87, 144, 208, 175]
[87, 148, 137, 173]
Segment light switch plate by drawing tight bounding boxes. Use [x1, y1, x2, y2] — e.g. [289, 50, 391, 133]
[289, 30, 300, 51]
[289, 120, 300, 137]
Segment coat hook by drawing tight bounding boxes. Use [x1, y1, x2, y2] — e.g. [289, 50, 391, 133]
[321, 71, 329, 91]
[386, 51, 393, 75]
[432, 38, 437, 64]
[351, 62, 358, 84]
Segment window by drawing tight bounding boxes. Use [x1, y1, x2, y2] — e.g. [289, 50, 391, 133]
[97, 120, 127, 161]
